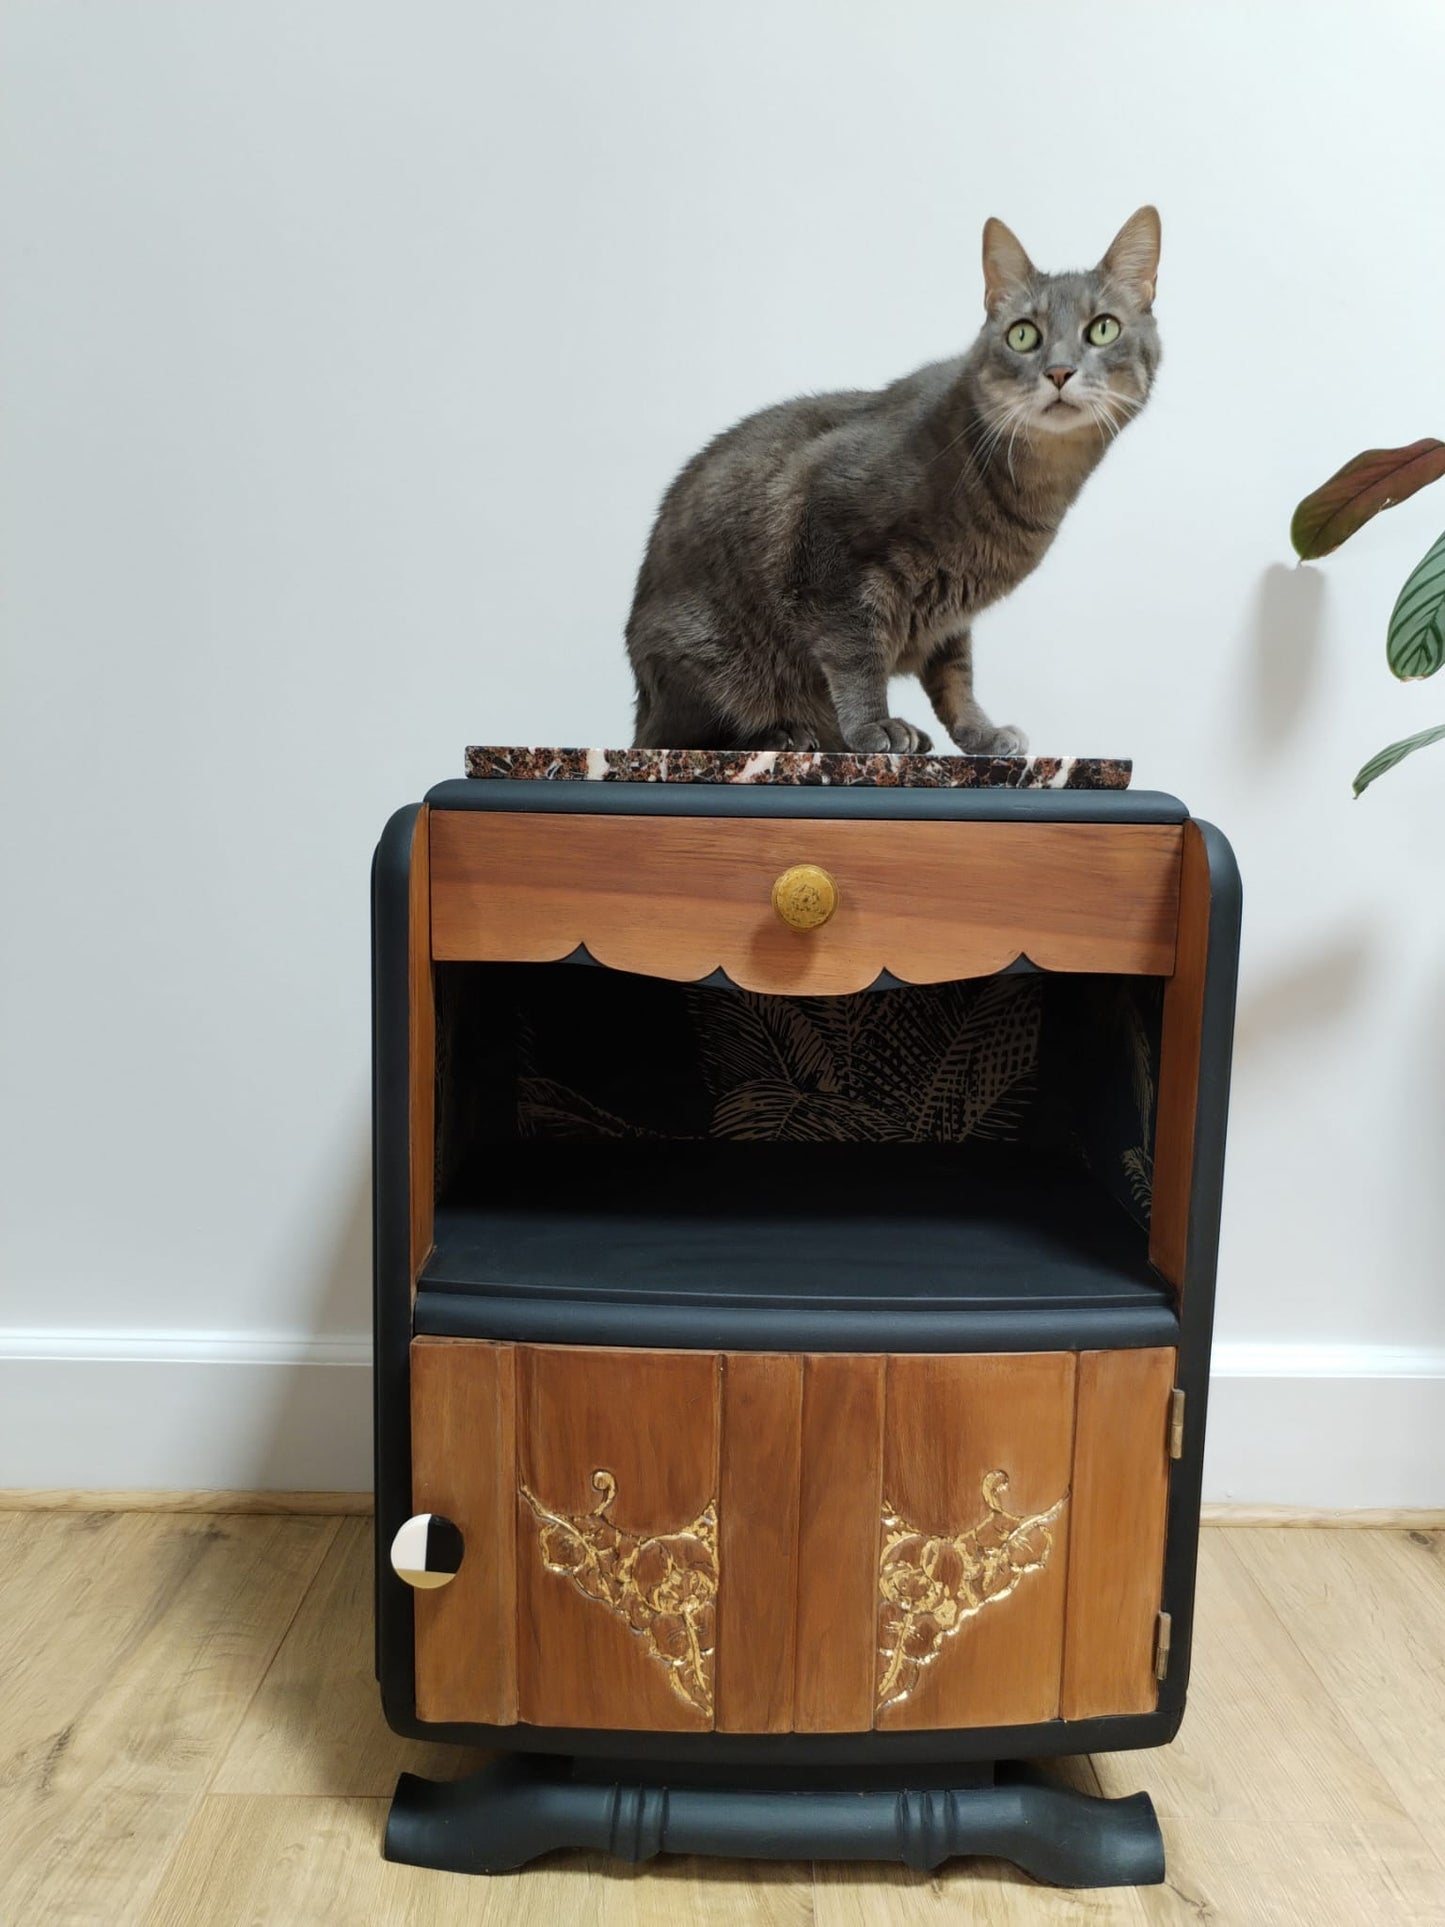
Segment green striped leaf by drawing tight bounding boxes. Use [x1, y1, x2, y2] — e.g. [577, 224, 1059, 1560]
[1352, 722, 1445, 796]
[1386, 531, 1445, 680]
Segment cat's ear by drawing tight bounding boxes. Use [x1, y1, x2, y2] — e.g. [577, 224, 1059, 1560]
[982, 218, 1036, 313]
[1099, 206, 1161, 309]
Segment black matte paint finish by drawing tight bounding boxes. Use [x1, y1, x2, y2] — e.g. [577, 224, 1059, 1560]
[384, 1757, 1165, 1887]
[425, 775, 1188, 823]
[372, 786, 1240, 1881]
[415, 1142, 1178, 1353]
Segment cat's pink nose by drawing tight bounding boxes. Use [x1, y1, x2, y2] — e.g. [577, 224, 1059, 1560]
[1045, 365, 1075, 391]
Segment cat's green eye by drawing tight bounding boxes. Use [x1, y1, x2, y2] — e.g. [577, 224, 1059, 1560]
[1086, 314, 1121, 347]
[1006, 321, 1041, 353]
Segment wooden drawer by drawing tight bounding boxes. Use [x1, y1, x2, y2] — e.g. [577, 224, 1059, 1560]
[406, 1338, 1175, 1735]
[428, 812, 1182, 993]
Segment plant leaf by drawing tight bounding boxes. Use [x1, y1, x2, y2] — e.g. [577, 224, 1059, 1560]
[1386, 530, 1445, 680]
[1352, 722, 1445, 796]
[914, 977, 1042, 1143]
[515, 1076, 662, 1139]
[1290, 439, 1445, 560]
[687, 988, 838, 1096]
[710, 1081, 908, 1142]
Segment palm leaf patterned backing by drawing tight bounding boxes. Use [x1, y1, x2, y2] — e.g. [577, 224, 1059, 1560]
[508, 972, 1042, 1146]
[688, 978, 1041, 1144]
[433, 961, 1160, 1218]
[1032, 976, 1162, 1230]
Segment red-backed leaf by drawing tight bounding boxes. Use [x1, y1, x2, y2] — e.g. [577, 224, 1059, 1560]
[1291, 438, 1445, 560]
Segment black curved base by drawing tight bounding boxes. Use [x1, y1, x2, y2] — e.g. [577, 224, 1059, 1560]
[384, 1755, 1165, 1888]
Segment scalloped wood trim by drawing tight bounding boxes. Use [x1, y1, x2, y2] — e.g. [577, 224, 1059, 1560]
[429, 814, 1183, 993]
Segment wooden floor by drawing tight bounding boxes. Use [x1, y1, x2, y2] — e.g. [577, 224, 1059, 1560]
[1, 1513, 1442, 1926]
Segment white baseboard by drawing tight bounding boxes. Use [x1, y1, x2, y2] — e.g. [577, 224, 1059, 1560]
[0, 1331, 372, 1494]
[1203, 1342, 1445, 1510]
[2, 1332, 1442, 1507]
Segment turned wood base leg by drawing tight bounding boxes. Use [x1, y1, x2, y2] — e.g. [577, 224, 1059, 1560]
[383, 1756, 1165, 1888]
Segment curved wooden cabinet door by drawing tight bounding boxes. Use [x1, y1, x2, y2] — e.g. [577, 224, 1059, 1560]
[873, 1354, 1076, 1731]
[428, 813, 1182, 992]
[407, 1339, 1175, 1735]
[515, 1346, 720, 1732]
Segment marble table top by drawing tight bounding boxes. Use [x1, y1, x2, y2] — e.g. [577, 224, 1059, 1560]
[464, 746, 1131, 790]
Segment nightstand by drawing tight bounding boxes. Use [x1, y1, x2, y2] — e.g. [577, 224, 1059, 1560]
[371, 746, 1239, 1887]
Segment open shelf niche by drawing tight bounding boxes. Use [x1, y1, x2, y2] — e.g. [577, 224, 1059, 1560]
[420, 958, 1173, 1352]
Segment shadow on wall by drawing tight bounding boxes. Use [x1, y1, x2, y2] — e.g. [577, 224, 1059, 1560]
[1396, 954, 1445, 1342]
[305, 1129, 374, 1335]
[1239, 561, 1328, 754]
[249, 1118, 374, 1494]
[1231, 928, 1375, 1062]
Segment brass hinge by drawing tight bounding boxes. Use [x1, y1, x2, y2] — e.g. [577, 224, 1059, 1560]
[1168, 1388, 1186, 1460]
[1154, 1610, 1173, 1681]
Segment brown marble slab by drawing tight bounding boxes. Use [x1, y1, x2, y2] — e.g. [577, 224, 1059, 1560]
[463, 746, 1131, 789]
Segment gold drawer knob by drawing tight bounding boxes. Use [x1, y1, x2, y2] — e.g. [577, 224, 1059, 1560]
[771, 863, 839, 931]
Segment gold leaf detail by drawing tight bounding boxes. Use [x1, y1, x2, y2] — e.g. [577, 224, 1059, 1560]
[520, 1469, 718, 1718]
[876, 1469, 1067, 1713]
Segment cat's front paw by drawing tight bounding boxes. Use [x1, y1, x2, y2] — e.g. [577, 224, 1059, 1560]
[845, 717, 934, 754]
[951, 722, 1029, 757]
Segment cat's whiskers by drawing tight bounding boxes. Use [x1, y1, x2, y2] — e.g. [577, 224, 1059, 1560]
[926, 420, 986, 472]
[1004, 407, 1034, 487]
[958, 417, 1006, 475]
[1097, 386, 1141, 416]
[967, 393, 1016, 449]
[1083, 391, 1121, 455]
[956, 399, 1022, 490]
[1079, 386, 1139, 450]
[976, 404, 1028, 487]
[976, 410, 1020, 472]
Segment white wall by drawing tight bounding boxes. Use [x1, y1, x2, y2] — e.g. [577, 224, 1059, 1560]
[3, 0, 1443, 1504]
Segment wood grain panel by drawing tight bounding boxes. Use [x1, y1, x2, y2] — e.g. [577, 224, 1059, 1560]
[408, 804, 435, 1282]
[716, 1352, 803, 1734]
[1061, 1347, 1175, 1720]
[1150, 819, 1209, 1293]
[430, 813, 1183, 991]
[516, 1345, 720, 1731]
[409, 1338, 517, 1726]
[876, 1353, 1076, 1730]
[792, 1353, 885, 1733]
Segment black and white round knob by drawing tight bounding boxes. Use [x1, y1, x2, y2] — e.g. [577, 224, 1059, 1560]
[390, 1513, 464, 1590]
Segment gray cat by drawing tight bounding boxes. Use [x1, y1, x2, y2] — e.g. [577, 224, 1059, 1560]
[626, 208, 1160, 755]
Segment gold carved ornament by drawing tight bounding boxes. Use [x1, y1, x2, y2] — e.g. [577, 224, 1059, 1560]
[520, 1470, 718, 1718]
[877, 1470, 1068, 1713]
